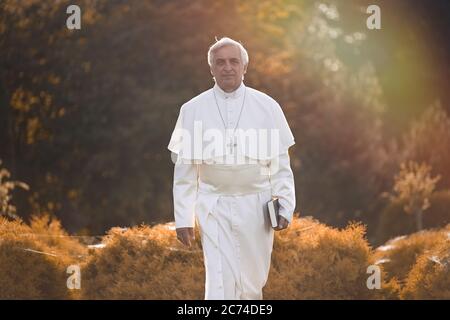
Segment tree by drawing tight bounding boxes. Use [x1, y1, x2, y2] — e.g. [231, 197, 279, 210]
[402, 102, 450, 188]
[392, 161, 440, 231]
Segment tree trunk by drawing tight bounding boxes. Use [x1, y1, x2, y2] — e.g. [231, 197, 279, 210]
[415, 208, 423, 231]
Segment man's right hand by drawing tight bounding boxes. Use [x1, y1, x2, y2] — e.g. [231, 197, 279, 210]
[176, 227, 195, 247]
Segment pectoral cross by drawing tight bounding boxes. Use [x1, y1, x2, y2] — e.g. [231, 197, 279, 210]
[226, 135, 238, 155]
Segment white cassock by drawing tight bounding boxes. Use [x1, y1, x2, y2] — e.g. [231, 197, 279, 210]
[168, 82, 296, 300]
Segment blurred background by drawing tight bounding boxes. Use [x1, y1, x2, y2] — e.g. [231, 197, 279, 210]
[1, 0, 449, 245]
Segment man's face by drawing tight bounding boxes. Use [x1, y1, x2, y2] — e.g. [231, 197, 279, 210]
[210, 45, 247, 93]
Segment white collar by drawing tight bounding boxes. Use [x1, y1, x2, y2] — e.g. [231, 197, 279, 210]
[213, 82, 246, 100]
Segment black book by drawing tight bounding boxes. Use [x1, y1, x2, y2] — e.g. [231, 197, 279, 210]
[267, 197, 280, 228]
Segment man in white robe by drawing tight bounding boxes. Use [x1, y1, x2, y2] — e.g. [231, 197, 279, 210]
[168, 37, 296, 300]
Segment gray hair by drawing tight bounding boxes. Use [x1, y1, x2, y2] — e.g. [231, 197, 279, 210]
[207, 37, 249, 67]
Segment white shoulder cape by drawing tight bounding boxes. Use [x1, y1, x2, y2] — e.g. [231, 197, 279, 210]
[167, 86, 295, 161]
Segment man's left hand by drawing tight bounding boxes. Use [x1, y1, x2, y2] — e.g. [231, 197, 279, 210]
[274, 216, 289, 231]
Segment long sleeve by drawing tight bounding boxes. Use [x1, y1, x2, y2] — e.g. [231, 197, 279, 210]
[269, 151, 296, 223]
[173, 156, 198, 228]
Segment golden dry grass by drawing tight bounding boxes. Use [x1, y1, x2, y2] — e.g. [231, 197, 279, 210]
[374, 224, 449, 299]
[1, 215, 447, 299]
[81, 224, 205, 299]
[401, 241, 450, 299]
[82, 217, 393, 300]
[0, 215, 87, 299]
[264, 217, 378, 299]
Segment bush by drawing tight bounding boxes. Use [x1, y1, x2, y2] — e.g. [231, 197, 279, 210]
[82, 217, 403, 300]
[0, 215, 86, 299]
[28, 214, 87, 259]
[263, 217, 386, 299]
[402, 241, 450, 299]
[373, 224, 449, 297]
[3, 214, 446, 299]
[374, 226, 448, 282]
[81, 223, 205, 299]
